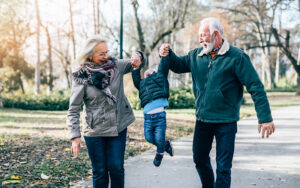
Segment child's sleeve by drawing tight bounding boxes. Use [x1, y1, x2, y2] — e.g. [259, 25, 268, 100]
[131, 68, 141, 90]
[157, 55, 170, 78]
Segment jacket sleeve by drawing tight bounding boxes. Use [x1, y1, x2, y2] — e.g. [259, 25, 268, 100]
[131, 68, 141, 90]
[66, 82, 85, 139]
[157, 55, 170, 77]
[116, 59, 132, 74]
[235, 52, 273, 124]
[168, 49, 191, 73]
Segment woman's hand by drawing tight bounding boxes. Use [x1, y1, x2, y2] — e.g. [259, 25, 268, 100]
[71, 137, 83, 158]
[131, 53, 142, 69]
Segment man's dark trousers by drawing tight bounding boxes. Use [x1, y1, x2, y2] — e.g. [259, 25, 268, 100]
[193, 120, 237, 188]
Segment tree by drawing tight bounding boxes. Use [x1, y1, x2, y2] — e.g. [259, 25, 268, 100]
[226, 0, 285, 89]
[35, 0, 41, 94]
[0, 0, 33, 93]
[41, 24, 54, 91]
[93, 0, 101, 34]
[130, 0, 197, 69]
[68, 0, 76, 60]
[53, 28, 73, 88]
[272, 27, 300, 95]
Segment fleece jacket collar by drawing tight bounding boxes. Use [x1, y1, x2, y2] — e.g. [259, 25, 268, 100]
[198, 39, 230, 57]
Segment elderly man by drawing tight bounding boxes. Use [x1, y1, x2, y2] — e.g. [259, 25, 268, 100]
[159, 17, 275, 188]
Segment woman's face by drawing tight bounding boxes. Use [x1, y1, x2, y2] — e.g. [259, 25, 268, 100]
[89, 42, 109, 65]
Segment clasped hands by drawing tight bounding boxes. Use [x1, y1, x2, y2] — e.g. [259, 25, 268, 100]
[130, 52, 142, 69]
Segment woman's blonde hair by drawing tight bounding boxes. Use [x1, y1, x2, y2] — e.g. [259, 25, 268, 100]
[73, 35, 106, 70]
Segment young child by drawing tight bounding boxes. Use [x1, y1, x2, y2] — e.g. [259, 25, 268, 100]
[132, 54, 173, 167]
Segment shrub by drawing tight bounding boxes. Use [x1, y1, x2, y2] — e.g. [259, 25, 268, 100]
[168, 86, 195, 109]
[2, 90, 70, 111]
[128, 91, 141, 110]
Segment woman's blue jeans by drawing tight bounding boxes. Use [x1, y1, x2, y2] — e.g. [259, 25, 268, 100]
[144, 111, 166, 153]
[193, 120, 237, 188]
[84, 128, 127, 188]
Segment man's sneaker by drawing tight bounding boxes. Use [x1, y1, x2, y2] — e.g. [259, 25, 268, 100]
[165, 140, 174, 156]
[153, 153, 163, 167]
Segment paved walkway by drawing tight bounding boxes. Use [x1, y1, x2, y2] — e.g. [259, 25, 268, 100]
[74, 106, 300, 188]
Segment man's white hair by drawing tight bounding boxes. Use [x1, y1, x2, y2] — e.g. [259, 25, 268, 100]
[73, 35, 106, 68]
[199, 17, 224, 39]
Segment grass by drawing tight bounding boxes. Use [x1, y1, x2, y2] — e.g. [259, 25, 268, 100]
[0, 92, 299, 187]
[0, 109, 193, 187]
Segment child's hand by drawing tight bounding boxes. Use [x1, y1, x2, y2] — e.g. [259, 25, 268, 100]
[159, 43, 171, 57]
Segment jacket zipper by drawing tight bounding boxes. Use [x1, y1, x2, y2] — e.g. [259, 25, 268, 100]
[200, 57, 214, 120]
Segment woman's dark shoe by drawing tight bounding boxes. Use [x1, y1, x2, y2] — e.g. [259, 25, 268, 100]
[153, 153, 163, 167]
[165, 140, 174, 156]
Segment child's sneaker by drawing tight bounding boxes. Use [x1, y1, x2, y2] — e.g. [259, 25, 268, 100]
[165, 140, 174, 156]
[153, 153, 163, 167]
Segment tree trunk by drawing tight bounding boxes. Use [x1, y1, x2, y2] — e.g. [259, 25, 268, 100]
[272, 28, 300, 95]
[96, 0, 100, 34]
[261, 50, 266, 84]
[131, 0, 146, 52]
[45, 26, 53, 91]
[65, 69, 71, 88]
[275, 47, 280, 83]
[35, 0, 41, 94]
[92, 0, 100, 34]
[68, 0, 76, 60]
[0, 83, 3, 108]
[17, 72, 25, 94]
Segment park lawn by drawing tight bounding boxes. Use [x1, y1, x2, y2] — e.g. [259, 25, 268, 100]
[0, 109, 193, 187]
[0, 92, 299, 187]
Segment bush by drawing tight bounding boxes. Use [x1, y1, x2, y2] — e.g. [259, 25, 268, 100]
[128, 91, 141, 110]
[2, 90, 70, 111]
[168, 86, 195, 109]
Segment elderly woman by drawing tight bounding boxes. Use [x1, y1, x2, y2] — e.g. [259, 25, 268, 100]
[66, 36, 144, 188]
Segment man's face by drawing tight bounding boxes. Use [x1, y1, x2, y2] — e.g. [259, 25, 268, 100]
[199, 24, 215, 53]
[90, 42, 109, 65]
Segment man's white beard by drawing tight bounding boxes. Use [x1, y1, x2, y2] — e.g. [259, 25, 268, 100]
[201, 37, 215, 54]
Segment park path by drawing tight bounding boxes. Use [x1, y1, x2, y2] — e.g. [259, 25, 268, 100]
[74, 105, 300, 188]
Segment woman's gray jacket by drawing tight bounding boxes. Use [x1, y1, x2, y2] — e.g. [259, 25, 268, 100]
[66, 59, 135, 139]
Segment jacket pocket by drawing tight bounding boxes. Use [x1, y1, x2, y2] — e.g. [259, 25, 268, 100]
[85, 112, 93, 129]
[92, 110, 106, 127]
[218, 90, 235, 107]
[204, 90, 232, 113]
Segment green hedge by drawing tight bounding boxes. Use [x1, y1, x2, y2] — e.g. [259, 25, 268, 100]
[168, 86, 195, 109]
[2, 92, 70, 111]
[2, 86, 246, 111]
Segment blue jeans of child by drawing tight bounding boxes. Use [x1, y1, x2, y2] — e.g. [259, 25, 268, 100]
[84, 128, 127, 188]
[193, 120, 237, 188]
[144, 111, 166, 153]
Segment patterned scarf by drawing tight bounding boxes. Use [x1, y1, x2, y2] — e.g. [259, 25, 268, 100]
[72, 58, 117, 105]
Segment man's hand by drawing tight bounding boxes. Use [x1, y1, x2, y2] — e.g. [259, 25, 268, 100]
[159, 43, 171, 57]
[71, 137, 83, 158]
[131, 53, 142, 69]
[258, 121, 275, 138]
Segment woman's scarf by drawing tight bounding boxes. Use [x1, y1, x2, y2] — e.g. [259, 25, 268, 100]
[72, 58, 117, 105]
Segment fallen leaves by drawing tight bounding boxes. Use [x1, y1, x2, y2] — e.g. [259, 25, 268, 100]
[0, 134, 91, 187]
[41, 173, 50, 180]
[11, 175, 21, 180]
[2, 180, 21, 185]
